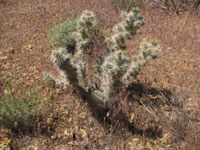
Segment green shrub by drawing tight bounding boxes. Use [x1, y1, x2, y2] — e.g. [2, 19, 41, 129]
[197, 0, 200, 5]
[49, 16, 78, 48]
[0, 83, 48, 133]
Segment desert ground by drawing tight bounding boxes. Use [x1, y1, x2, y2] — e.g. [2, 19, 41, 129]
[0, 0, 200, 149]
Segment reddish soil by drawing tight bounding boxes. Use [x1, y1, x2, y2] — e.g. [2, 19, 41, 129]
[0, 0, 200, 149]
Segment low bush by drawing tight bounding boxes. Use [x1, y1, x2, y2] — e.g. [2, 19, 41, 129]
[112, 0, 143, 11]
[150, 0, 200, 14]
[0, 82, 48, 133]
[49, 16, 78, 48]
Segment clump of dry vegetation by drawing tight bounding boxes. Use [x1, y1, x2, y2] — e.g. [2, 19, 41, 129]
[0, 77, 49, 134]
[149, 0, 200, 14]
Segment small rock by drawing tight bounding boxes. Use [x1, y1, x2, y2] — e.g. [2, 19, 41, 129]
[0, 56, 8, 61]
[28, 45, 33, 50]
[129, 112, 135, 123]
[98, 139, 104, 146]
[6, 48, 14, 54]
[4, 89, 9, 94]
[105, 146, 112, 150]
[64, 129, 74, 142]
[29, 66, 37, 71]
[129, 145, 138, 150]
[50, 136, 56, 140]
[54, 145, 71, 150]
[47, 118, 53, 124]
[163, 105, 172, 111]
[80, 129, 87, 139]
[79, 112, 87, 119]
[68, 117, 73, 123]
[129, 138, 139, 145]
[64, 129, 73, 136]
[56, 88, 63, 94]
[22, 73, 27, 77]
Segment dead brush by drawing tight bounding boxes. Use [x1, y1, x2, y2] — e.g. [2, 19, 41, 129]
[149, 0, 200, 14]
[132, 86, 193, 148]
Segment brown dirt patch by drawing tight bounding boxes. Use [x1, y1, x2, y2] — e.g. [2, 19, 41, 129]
[0, 0, 200, 149]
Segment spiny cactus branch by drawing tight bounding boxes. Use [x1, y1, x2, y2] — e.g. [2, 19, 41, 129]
[50, 48, 78, 88]
[107, 9, 144, 52]
[71, 10, 99, 90]
[48, 8, 161, 104]
[122, 40, 160, 85]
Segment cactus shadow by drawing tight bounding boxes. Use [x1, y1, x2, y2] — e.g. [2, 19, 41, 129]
[77, 82, 174, 139]
[127, 82, 180, 107]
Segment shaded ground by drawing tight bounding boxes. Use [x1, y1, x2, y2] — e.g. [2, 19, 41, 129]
[0, 0, 200, 149]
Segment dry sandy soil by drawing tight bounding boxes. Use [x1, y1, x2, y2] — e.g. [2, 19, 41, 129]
[0, 0, 200, 149]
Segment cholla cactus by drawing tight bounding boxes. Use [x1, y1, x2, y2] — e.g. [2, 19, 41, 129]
[122, 40, 160, 85]
[94, 50, 130, 101]
[107, 8, 144, 52]
[49, 47, 78, 88]
[94, 40, 160, 102]
[71, 10, 99, 89]
[49, 10, 98, 90]
[48, 8, 160, 104]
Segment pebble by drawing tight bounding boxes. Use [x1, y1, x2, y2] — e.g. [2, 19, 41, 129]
[0, 56, 8, 61]
[163, 105, 172, 111]
[28, 45, 33, 50]
[47, 117, 53, 124]
[50, 136, 56, 140]
[6, 48, 14, 53]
